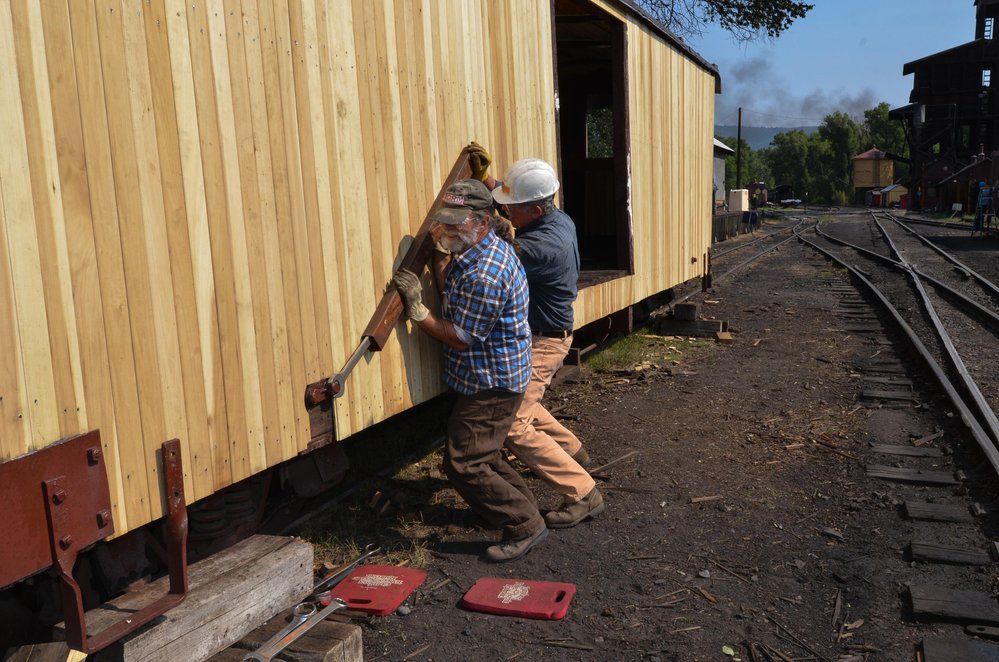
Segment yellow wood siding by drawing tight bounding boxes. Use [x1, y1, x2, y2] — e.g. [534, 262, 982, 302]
[574, 0, 715, 326]
[853, 158, 895, 188]
[0, 0, 713, 536]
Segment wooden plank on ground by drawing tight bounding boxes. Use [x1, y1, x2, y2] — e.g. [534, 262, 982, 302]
[863, 363, 906, 374]
[866, 465, 958, 485]
[904, 501, 976, 523]
[911, 540, 992, 565]
[923, 637, 999, 662]
[61, 535, 312, 662]
[860, 390, 917, 401]
[910, 584, 999, 624]
[654, 318, 725, 337]
[211, 613, 362, 661]
[871, 444, 943, 457]
[862, 376, 913, 386]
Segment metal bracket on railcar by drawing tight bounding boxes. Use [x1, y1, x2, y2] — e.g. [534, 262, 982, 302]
[0, 432, 189, 654]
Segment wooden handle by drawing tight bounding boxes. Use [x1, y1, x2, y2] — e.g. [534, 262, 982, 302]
[363, 149, 473, 350]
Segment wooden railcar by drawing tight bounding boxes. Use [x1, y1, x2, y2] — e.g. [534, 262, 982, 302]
[0, 0, 719, 539]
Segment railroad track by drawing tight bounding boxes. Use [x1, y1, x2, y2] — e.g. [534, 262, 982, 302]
[670, 217, 806, 308]
[790, 212, 999, 658]
[800, 213, 999, 475]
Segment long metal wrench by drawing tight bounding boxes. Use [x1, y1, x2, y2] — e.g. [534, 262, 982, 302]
[242, 598, 348, 661]
[242, 601, 316, 661]
[310, 543, 381, 597]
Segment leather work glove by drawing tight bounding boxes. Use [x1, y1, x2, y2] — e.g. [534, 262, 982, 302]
[467, 141, 492, 182]
[392, 269, 429, 322]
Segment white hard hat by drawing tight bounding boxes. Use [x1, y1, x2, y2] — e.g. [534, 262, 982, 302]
[492, 158, 560, 205]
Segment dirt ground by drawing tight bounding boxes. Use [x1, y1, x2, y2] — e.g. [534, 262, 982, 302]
[298, 213, 999, 662]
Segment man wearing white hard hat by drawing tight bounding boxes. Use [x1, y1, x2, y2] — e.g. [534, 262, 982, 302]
[468, 146, 604, 529]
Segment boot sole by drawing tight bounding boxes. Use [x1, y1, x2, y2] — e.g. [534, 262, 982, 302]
[545, 502, 606, 529]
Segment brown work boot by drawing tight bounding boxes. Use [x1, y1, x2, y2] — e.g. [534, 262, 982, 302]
[484, 527, 548, 563]
[571, 447, 595, 469]
[544, 488, 605, 528]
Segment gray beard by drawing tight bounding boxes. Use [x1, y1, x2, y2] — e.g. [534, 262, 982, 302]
[441, 228, 477, 254]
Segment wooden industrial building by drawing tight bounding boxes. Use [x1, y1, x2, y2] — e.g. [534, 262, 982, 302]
[0, 0, 719, 541]
[891, 0, 999, 211]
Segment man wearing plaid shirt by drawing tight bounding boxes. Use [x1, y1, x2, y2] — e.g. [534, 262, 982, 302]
[393, 179, 548, 562]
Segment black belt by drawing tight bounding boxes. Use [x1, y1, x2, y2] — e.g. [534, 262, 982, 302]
[535, 329, 571, 338]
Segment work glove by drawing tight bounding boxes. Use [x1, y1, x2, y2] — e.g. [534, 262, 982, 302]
[392, 269, 429, 322]
[467, 141, 492, 182]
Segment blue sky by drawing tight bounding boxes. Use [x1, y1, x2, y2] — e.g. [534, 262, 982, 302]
[686, 0, 979, 127]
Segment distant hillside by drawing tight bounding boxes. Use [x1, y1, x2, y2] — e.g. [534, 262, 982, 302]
[715, 125, 818, 150]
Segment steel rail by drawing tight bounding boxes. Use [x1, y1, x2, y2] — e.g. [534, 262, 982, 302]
[814, 221, 902, 268]
[886, 213, 999, 299]
[794, 226, 999, 476]
[868, 215, 999, 446]
[714, 231, 801, 283]
[815, 222, 999, 333]
[886, 212, 975, 233]
[669, 221, 804, 310]
[712, 219, 803, 259]
[671, 222, 805, 308]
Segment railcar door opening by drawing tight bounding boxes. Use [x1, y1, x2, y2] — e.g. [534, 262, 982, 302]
[553, 0, 634, 286]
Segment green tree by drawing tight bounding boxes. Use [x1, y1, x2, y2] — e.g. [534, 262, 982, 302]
[717, 136, 771, 193]
[638, 0, 813, 40]
[862, 102, 908, 158]
[766, 130, 811, 200]
[817, 112, 862, 202]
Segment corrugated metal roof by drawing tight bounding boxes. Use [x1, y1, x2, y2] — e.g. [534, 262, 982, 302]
[853, 148, 887, 160]
[714, 138, 735, 154]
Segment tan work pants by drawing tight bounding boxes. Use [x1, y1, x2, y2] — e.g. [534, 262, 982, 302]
[504, 334, 595, 503]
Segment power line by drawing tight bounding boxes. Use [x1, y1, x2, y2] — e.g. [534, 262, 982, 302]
[716, 107, 828, 125]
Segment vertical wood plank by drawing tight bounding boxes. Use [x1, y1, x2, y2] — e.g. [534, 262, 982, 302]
[311, 0, 354, 374]
[95, 0, 170, 516]
[43, 0, 128, 525]
[66, 0, 151, 526]
[258, 0, 308, 458]
[324, 0, 381, 435]
[239, 0, 294, 465]
[0, 172, 29, 458]
[120, 0, 196, 502]
[204, 0, 266, 476]
[162, 0, 233, 496]
[289, 0, 334, 451]
[206, 0, 270, 480]
[10, 0, 83, 440]
[184, 0, 244, 486]
[0, 0, 59, 451]
[142, 0, 214, 500]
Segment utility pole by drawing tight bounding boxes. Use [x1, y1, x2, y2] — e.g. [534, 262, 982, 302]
[736, 107, 743, 189]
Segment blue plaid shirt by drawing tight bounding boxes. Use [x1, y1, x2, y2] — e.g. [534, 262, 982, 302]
[441, 231, 531, 395]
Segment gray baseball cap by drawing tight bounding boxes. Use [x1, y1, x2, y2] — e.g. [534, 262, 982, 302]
[433, 179, 494, 225]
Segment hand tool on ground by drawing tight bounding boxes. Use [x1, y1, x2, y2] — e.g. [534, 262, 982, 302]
[242, 597, 348, 661]
[304, 148, 473, 403]
[242, 601, 316, 661]
[309, 543, 382, 600]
